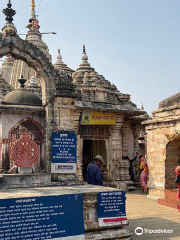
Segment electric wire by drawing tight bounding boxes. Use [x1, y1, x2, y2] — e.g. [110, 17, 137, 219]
[37, 0, 42, 18]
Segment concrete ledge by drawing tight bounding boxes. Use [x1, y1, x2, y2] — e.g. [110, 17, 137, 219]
[0, 185, 131, 239]
[0, 173, 51, 188]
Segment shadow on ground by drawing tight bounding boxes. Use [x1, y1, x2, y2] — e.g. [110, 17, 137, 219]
[127, 217, 180, 240]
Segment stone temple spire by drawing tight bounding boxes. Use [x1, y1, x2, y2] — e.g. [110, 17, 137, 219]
[53, 49, 74, 75]
[81, 45, 89, 65]
[56, 49, 63, 64]
[27, 0, 40, 32]
[76, 45, 95, 72]
[31, 0, 36, 20]
[26, 76, 42, 99]
[9, 0, 51, 88]
[141, 102, 144, 111]
[25, 0, 51, 60]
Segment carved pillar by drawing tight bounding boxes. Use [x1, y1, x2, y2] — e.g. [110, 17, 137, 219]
[108, 114, 124, 181]
[122, 124, 129, 157]
[114, 120, 134, 188]
[133, 124, 141, 152]
[133, 123, 142, 183]
[44, 102, 54, 172]
[72, 110, 83, 181]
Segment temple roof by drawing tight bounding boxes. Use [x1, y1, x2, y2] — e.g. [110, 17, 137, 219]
[72, 46, 139, 110]
[2, 89, 42, 106]
[159, 92, 180, 109]
[53, 49, 74, 75]
[25, 0, 51, 60]
[1, 76, 42, 106]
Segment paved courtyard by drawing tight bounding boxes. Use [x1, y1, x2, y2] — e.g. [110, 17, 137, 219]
[126, 191, 180, 240]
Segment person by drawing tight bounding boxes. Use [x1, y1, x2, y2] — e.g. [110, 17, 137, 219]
[129, 152, 138, 182]
[123, 152, 138, 182]
[140, 156, 148, 192]
[86, 155, 105, 186]
[175, 166, 180, 211]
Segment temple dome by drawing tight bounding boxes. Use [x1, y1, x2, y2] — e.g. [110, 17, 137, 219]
[158, 92, 180, 109]
[1, 76, 42, 107]
[2, 89, 42, 106]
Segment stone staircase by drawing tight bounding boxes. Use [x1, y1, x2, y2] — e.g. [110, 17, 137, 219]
[157, 189, 179, 209]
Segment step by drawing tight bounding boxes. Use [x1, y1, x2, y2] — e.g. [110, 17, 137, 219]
[157, 198, 178, 210]
[128, 186, 136, 191]
[165, 189, 178, 199]
[134, 181, 140, 187]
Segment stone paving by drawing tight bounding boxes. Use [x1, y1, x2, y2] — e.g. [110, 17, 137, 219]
[126, 191, 180, 240]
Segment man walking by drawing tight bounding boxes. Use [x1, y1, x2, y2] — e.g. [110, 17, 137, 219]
[86, 155, 105, 186]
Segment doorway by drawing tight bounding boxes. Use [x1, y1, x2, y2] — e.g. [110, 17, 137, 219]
[165, 140, 180, 189]
[83, 140, 106, 180]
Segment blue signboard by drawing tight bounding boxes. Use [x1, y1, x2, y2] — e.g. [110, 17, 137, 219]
[51, 133, 77, 173]
[0, 194, 85, 240]
[97, 191, 127, 226]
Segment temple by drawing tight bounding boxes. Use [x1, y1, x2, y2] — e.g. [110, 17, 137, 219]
[0, 1, 156, 239]
[0, 0, 148, 191]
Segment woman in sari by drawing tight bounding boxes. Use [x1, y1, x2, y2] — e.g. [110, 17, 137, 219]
[140, 156, 148, 192]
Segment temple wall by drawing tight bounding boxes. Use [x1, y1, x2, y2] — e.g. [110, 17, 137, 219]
[53, 97, 82, 182]
[145, 117, 180, 199]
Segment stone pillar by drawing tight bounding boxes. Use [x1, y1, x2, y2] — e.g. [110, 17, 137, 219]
[72, 110, 83, 181]
[133, 124, 141, 152]
[112, 120, 135, 190]
[108, 115, 123, 182]
[0, 139, 9, 172]
[44, 102, 54, 173]
[133, 123, 141, 183]
[122, 124, 129, 157]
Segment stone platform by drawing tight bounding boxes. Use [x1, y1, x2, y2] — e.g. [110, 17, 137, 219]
[0, 184, 131, 240]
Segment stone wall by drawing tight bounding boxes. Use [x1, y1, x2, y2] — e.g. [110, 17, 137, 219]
[144, 105, 180, 199]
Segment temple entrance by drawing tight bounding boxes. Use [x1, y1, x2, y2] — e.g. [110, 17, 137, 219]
[165, 140, 180, 189]
[82, 140, 107, 180]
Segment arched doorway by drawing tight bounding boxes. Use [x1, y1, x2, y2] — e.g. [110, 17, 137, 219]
[165, 140, 180, 189]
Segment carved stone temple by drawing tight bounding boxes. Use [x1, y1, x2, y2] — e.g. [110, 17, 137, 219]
[0, 1, 150, 239]
[0, 1, 147, 190]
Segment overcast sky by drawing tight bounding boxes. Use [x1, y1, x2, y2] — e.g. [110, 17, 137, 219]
[0, 0, 180, 114]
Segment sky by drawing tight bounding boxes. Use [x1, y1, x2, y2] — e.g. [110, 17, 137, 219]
[0, 0, 180, 114]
